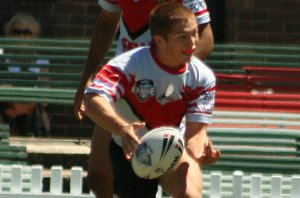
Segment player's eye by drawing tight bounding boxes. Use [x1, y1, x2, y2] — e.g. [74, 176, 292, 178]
[177, 34, 188, 41]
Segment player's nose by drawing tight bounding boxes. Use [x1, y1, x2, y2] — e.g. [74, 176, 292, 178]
[187, 35, 198, 49]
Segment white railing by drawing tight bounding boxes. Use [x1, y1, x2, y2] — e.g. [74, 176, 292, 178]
[206, 171, 300, 198]
[0, 165, 300, 198]
[0, 165, 94, 198]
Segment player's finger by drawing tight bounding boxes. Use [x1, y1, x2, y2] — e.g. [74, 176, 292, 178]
[206, 149, 220, 164]
[121, 134, 138, 160]
[213, 149, 221, 162]
[130, 134, 140, 145]
[122, 141, 133, 160]
[132, 122, 145, 132]
[77, 110, 85, 120]
[131, 122, 145, 144]
[124, 146, 135, 160]
[74, 112, 80, 120]
[125, 151, 133, 160]
[205, 141, 213, 157]
[74, 102, 86, 120]
[201, 142, 209, 157]
[199, 143, 220, 165]
[121, 124, 140, 144]
[73, 105, 81, 120]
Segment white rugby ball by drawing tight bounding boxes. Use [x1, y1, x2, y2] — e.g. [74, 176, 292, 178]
[131, 126, 184, 179]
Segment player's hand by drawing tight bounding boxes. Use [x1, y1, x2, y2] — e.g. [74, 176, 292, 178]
[73, 90, 86, 120]
[186, 141, 220, 165]
[198, 142, 220, 165]
[77, 102, 86, 120]
[120, 122, 145, 160]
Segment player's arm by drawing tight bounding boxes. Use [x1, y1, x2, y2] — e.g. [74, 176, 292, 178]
[84, 93, 144, 160]
[185, 122, 220, 165]
[194, 23, 214, 60]
[73, 7, 121, 120]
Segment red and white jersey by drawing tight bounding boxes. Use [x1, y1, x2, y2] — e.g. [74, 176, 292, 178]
[98, 0, 211, 55]
[86, 46, 216, 139]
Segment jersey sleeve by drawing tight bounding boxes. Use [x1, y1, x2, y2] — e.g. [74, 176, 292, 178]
[85, 64, 129, 103]
[182, 0, 211, 24]
[185, 64, 216, 124]
[98, 0, 121, 12]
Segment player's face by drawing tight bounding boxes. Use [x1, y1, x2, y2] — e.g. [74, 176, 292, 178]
[157, 17, 199, 69]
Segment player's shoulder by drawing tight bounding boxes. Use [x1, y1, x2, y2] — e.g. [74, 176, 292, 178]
[115, 46, 149, 59]
[189, 56, 215, 78]
[108, 46, 150, 65]
[98, 0, 120, 12]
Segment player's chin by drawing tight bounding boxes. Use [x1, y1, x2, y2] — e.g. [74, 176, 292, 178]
[181, 54, 192, 62]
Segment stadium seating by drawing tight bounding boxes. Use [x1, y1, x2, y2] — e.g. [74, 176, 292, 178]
[216, 94, 300, 113]
[212, 110, 300, 129]
[0, 37, 115, 104]
[0, 124, 27, 165]
[206, 44, 300, 113]
[1, 37, 300, 108]
[214, 66, 300, 113]
[206, 43, 300, 68]
[1, 37, 300, 174]
[205, 126, 300, 174]
[204, 44, 300, 174]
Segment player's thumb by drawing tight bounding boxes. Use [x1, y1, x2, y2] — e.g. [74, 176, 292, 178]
[131, 122, 145, 143]
[132, 122, 146, 131]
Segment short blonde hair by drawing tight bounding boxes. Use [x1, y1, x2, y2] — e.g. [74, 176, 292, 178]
[4, 13, 41, 37]
[150, 2, 196, 40]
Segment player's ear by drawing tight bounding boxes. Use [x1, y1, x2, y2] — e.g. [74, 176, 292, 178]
[153, 35, 166, 47]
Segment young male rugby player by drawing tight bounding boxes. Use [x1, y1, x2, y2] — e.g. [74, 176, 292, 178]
[84, 2, 220, 197]
[74, 1, 214, 197]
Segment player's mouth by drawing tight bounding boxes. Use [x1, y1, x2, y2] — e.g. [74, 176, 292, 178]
[182, 48, 195, 56]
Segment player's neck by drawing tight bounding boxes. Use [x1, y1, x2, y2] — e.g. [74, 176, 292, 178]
[152, 46, 185, 71]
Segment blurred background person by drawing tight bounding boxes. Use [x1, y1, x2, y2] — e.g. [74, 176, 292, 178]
[0, 13, 50, 137]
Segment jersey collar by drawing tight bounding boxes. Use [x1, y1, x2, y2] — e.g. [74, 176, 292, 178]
[150, 46, 187, 75]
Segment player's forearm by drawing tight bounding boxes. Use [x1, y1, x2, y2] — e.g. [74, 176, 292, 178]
[194, 23, 214, 60]
[185, 122, 220, 165]
[184, 122, 209, 159]
[84, 94, 128, 137]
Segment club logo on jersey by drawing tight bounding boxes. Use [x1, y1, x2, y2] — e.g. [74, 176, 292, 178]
[135, 79, 156, 101]
[122, 38, 150, 52]
[136, 142, 153, 166]
[183, 0, 207, 12]
[95, 68, 120, 90]
[202, 91, 215, 101]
